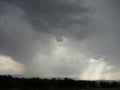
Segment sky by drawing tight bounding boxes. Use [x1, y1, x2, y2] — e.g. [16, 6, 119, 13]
[0, 0, 120, 80]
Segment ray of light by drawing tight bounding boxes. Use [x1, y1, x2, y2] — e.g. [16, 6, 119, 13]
[80, 58, 106, 80]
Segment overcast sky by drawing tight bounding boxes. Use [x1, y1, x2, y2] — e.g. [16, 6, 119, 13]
[0, 0, 120, 80]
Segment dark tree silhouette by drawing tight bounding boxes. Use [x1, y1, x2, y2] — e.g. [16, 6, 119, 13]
[0, 75, 120, 89]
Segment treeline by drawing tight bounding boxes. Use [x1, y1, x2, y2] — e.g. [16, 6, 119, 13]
[0, 75, 120, 89]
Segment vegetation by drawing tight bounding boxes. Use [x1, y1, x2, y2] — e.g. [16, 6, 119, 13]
[0, 75, 120, 90]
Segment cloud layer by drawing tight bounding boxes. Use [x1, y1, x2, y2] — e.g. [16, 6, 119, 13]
[0, 0, 120, 80]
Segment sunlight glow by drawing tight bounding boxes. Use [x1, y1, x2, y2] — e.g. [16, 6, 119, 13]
[0, 55, 25, 74]
[80, 58, 106, 80]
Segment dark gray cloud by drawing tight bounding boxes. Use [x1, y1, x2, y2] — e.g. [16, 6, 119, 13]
[82, 0, 120, 67]
[0, 0, 93, 62]
[3, 0, 93, 41]
[0, 2, 55, 64]
[0, 3, 35, 63]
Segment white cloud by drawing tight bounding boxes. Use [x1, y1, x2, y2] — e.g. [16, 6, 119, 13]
[0, 54, 25, 74]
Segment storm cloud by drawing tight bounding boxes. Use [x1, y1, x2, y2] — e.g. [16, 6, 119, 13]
[0, 0, 93, 61]
[0, 0, 120, 80]
[3, 0, 94, 40]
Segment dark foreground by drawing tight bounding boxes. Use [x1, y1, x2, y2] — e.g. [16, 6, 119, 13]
[0, 75, 120, 90]
[1, 88, 120, 90]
